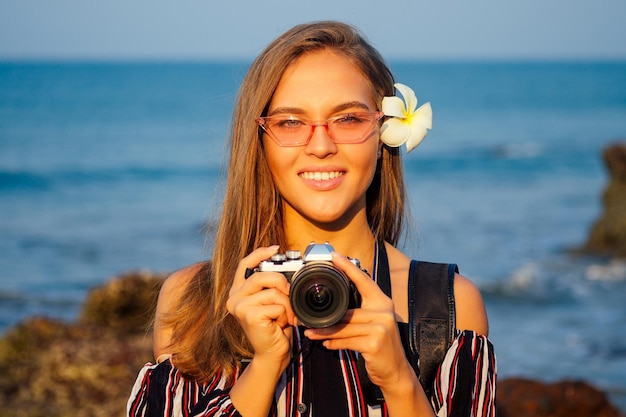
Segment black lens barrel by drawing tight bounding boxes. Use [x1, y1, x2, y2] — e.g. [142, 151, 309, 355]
[289, 263, 351, 328]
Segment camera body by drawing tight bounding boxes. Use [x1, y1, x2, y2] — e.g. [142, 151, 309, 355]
[258, 242, 362, 328]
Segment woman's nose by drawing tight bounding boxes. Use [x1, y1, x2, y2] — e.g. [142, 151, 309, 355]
[304, 124, 338, 158]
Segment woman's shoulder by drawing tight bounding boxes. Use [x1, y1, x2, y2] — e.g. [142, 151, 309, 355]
[157, 262, 211, 318]
[453, 273, 489, 336]
[153, 262, 209, 358]
[160, 262, 208, 296]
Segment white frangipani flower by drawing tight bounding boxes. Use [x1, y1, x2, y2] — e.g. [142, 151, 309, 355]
[380, 83, 432, 153]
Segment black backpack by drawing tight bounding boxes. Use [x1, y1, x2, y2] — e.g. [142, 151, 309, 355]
[358, 248, 457, 404]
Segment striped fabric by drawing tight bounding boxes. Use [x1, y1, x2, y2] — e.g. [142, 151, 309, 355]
[127, 329, 496, 417]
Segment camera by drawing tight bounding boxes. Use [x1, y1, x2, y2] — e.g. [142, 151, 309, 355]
[257, 242, 362, 328]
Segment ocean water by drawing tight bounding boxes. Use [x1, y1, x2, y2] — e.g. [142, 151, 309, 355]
[1, 60, 626, 409]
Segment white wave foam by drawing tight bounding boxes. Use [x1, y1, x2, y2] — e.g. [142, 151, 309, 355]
[586, 260, 626, 282]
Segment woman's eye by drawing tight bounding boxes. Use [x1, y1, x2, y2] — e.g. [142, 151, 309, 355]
[334, 114, 366, 125]
[275, 118, 305, 129]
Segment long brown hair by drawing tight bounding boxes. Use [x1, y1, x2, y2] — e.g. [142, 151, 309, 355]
[168, 21, 407, 384]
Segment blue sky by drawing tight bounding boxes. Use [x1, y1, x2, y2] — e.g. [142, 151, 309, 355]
[1, 0, 626, 60]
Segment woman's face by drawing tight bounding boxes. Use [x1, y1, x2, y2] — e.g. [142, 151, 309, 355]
[262, 49, 381, 230]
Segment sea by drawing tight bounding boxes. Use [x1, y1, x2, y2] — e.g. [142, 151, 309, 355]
[1, 60, 626, 410]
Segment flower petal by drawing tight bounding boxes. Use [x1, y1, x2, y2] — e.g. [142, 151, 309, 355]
[405, 123, 428, 152]
[405, 102, 432, 152]
[380, 118, 409, 147]
[381, 96, 406, 118]
[412, 102, 432, 130]
[395, 83, 418, 113]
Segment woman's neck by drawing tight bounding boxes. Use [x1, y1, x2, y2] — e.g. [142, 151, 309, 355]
[283, 213, 377, 274]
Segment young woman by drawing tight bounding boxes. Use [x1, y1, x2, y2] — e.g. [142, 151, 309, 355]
[128, 21, 496, 417]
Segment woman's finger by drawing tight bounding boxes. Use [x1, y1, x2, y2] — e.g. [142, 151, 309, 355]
[235, 272, 291, 297]
[228, 275, 296, 324]
[231, 245, 280, 293]
[305, 309, 395, 341]
[331, 251, 391, 305]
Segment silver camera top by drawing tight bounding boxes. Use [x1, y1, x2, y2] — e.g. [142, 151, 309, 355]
[266, 242, 335, 263]
[301, 242, 361, 268]
[258, 242, 362, 273]
[302, 242, 334, 262]
[258, 242, 334, 273]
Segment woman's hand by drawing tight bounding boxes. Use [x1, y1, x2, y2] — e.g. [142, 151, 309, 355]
[304, 252, 418, 393]
[227, 246, 297, 369]
[227, 246, 298, 417]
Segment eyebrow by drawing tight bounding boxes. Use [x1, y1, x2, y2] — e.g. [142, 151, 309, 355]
[267, 101, 372, 117]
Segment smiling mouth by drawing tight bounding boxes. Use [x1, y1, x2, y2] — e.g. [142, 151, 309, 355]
[299, 171, 345, 181]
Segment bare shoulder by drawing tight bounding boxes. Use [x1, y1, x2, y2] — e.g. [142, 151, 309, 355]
[153, 262, 206, 359]
[159, 263, 204, 303]
[453, 273, 489, 336]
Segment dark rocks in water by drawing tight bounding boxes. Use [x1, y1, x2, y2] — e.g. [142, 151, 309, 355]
[0, 271, 166, 417]
[583, 142, 626, 258]
[497, 377, 624, 417]
[79, 269, 166, 334]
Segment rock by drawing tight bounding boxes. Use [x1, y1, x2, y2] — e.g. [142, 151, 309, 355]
[79, 269, 167, 334]
[497, 378, 624, 417]
[583, 142, 626, 257]
[0, 271, 166, 417]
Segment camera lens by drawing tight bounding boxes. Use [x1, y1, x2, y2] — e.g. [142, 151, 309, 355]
[289, 262, 350, 328]
[306, 284, 333, 311]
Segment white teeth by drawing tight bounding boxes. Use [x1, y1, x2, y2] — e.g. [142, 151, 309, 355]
[300, 171, 343, 180]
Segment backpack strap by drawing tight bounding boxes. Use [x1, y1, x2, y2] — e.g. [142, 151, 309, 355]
[408, 260, 457, 398]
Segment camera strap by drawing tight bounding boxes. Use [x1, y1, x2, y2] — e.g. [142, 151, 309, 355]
[372, 240, 391, 297]
[357, 241, 457, 404]
[357, 241, 389, 404]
